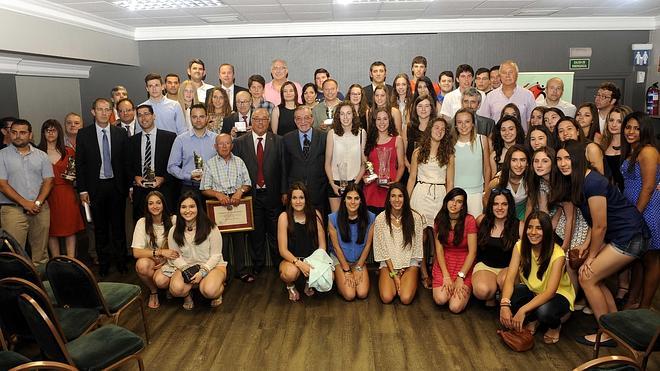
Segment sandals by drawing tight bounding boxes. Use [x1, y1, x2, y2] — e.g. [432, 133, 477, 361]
[525, 321, 540, 336]
[543, 325, 561, 344]
[210, 295, 223, 307]
[420, 274, 432, 290]
[182, 294, 194, 310]
[286, 284, 300, 302]
[303, 282, 315, 297]
[147, 292, 160, 309]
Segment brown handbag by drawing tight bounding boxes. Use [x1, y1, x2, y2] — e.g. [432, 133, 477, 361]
[497, 328, 535, 352]
[568, 248, 588, 271]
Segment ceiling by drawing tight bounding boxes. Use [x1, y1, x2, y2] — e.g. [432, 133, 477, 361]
[33, 0, 660, 27]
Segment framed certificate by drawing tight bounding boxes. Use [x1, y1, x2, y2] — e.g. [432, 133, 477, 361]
[206, 197, 254, 233]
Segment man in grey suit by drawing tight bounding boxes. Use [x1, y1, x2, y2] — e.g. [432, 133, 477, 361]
[232, 108, 287, 276]
[462, 87, 495, 137]
[282, 106, 328, 216]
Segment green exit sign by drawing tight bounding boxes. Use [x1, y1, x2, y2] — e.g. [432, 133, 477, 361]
[569, 58, 590, 70]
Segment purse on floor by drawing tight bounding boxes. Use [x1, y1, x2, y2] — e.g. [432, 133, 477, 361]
[497, 328, 534, 352]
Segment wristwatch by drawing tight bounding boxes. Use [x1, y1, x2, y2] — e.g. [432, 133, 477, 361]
[34, 200, 42, 207]
[457, 271, 466, 279]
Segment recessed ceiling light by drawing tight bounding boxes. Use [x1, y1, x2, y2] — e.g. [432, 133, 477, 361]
[113, 0, 224, 11]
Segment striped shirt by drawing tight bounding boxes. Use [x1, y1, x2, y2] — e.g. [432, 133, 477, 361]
[200, 154, 251, 194]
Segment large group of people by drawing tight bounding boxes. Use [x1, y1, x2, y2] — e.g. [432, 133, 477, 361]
[0, 56, 657, 348]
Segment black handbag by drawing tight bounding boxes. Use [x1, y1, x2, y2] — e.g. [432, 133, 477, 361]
[182, 264, 201, 283]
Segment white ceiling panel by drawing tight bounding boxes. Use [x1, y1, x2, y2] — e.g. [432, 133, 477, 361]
[288, 12, 333, 20]
[150, 16, 203, 24]
[427, 1, 483, 11]
[379, 2, 430, 11]
[222, 0, 279, 4]
[467, 8, 518, 16]
[477, 1, 535, 9]
[66, 1, 121, 12]
[231, 5, 283, 13]
[282, 4, 333, 13]
[243, 12, 291, 21]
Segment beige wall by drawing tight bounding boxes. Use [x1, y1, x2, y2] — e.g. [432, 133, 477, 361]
[0, 9, 138, 66]
[15, 76, 81, 143]
[647, 28, 660, 90]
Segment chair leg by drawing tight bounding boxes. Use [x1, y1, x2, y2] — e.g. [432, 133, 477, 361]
[137, 296, 150, 344]
[137, 356, 145, 371]
[593, 329, 603, 358]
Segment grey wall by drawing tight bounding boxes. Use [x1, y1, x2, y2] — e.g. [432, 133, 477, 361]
[0, 74, 18, 118]
[137, 30, 650, 110]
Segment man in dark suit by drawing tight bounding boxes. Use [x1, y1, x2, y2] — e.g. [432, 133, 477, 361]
[128, 104, 177, 221]
[232, 108, 287, 276]
[461, 87, 495, 136]
[76, 98, 130, 276]
[363, 61, 394, 106]
[205, 63, 248, 111]
[282, 106, 328, 216]
[221, 91, 252, 138]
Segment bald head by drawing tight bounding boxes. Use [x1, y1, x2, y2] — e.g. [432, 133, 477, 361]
[545, 77, 565, 103]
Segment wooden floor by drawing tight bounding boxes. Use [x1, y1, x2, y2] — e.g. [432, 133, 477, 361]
[85, 265, 659, 371]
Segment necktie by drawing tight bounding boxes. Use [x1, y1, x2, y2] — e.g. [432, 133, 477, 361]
[144, 133, 152, 177]
[242, 115, 248, 126]
[302, 133, 310, 159]
[102, 129, 113, 178]
[256, 137, 265, 187]
[124, 124, 131, 136]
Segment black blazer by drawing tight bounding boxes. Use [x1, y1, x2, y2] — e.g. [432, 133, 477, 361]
[232, 131, 287, 208]
[363, 83, 394, 106]
[128, 129, 177, 181]
[221, 112, 251, 137]
[282, 129, 328, 207]
[205, 85, 248, 111]
[75, 123, 130, 198]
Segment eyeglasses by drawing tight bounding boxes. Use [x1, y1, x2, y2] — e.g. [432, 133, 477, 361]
[594, 93, 612, 100]
[490, 188, 512, 195]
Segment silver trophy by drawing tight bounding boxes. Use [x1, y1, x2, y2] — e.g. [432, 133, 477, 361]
[322, 105, 334, 131]
[337, 162, 348, 195]
[377, 147, 392, 186]
[363, 161, 378, 184]
[191, 151, 204, 179]
[61, 156, 76, 181]
[142, 167, 156, 188]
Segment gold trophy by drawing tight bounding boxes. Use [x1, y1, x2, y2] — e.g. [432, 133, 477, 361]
[142, 167, 156, 188]
[192, 151, 204, 179]
[363, 161, 378, 184]
[61, 156, 76, 181]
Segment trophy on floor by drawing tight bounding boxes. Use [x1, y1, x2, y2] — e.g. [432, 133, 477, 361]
[61, 156, 76, 181]
[192, 151, 204, 179]
[377, 147, 392, 187]
[142, 167, 156, 188]
[337, 162, 348, 195]
[363, 161, 378, 184]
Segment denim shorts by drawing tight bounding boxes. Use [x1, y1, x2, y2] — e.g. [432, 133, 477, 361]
[610, 233, 649, 259]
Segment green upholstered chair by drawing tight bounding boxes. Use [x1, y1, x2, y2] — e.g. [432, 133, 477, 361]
[17, 293, 145, 371]
[45, 256, 150, 343]
[0, 278, 99, 342]
[0, 253, 55, 303]
[1, 351, 78, 371]
[576, 309, 660, 371]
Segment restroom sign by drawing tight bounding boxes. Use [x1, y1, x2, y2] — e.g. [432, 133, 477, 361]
[632, 43, 653, 67]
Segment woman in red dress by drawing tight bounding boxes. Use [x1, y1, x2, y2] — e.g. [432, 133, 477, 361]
[38, 119, 84, 257]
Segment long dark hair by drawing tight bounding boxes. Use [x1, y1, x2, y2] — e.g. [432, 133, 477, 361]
[527, 147, 566, 210]
[332, 101, 360, 136]
[143, 191, 173, 249]
[576, 103, 599, 140]
[364, 107, 396, 157]
[497, 144, 529, 190]
[520, 211, 555, 280]
[493, 115, 525, 164]
[558, 140, 589, 205]
[408, 95, 436, 133]
[384, 183, 416, 249]
[172, 191, 215, 247]
[500, 103, 521, 122]
[286, 182, 320, 246]
[434, 188, 469, 247]
[621, 112, 658, 173]
[205, 87, 231, 117]
[525, 124, 556, 151]
[347, 83, 368, 116]
[337, 183, 369, 244]
[279, 81, 300, 108]
[555, 117, 585, 143]
[37, 119, 66, 161]
[478, 189, 519, 251]
[411, 76, 438, 104]
[417, 117, 454, 167]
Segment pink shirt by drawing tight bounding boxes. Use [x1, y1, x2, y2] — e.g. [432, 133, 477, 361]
[264, 80, 302, 106]
[478, 85, 536, 132]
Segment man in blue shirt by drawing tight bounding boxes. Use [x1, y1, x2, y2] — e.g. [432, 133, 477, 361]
[141, 73, 187, 135]
[0, 119, 54, 267]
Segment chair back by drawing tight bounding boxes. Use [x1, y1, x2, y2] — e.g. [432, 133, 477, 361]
[0, 253, 43, 289]
[0, 279, 33, 340]
[17, 293, 73, 365]
[0, 229, 28, 258]
[45, 256, 109, 313]
[0, 278, 64, 339]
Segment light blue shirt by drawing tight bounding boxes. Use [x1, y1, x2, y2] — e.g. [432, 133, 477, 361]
[141, 97, 187, 135]
[200, 154, 251, 194]
[95, 123, 113, 179]
[167, 130, 218, 181]
[140, 128, 158, 173]
[298, 129, 312, 151]
[0, 144, 54, 204]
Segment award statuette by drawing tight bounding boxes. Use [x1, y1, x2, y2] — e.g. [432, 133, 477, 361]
[321, 105, 334, 132]
[377, 147, 392, 186]
[142, 167, 156, 188]
[336, 162, 348, 195]
[192, 151, 204, 179]
[61, 156, 76, 181]
[363, 161, 378, 184]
